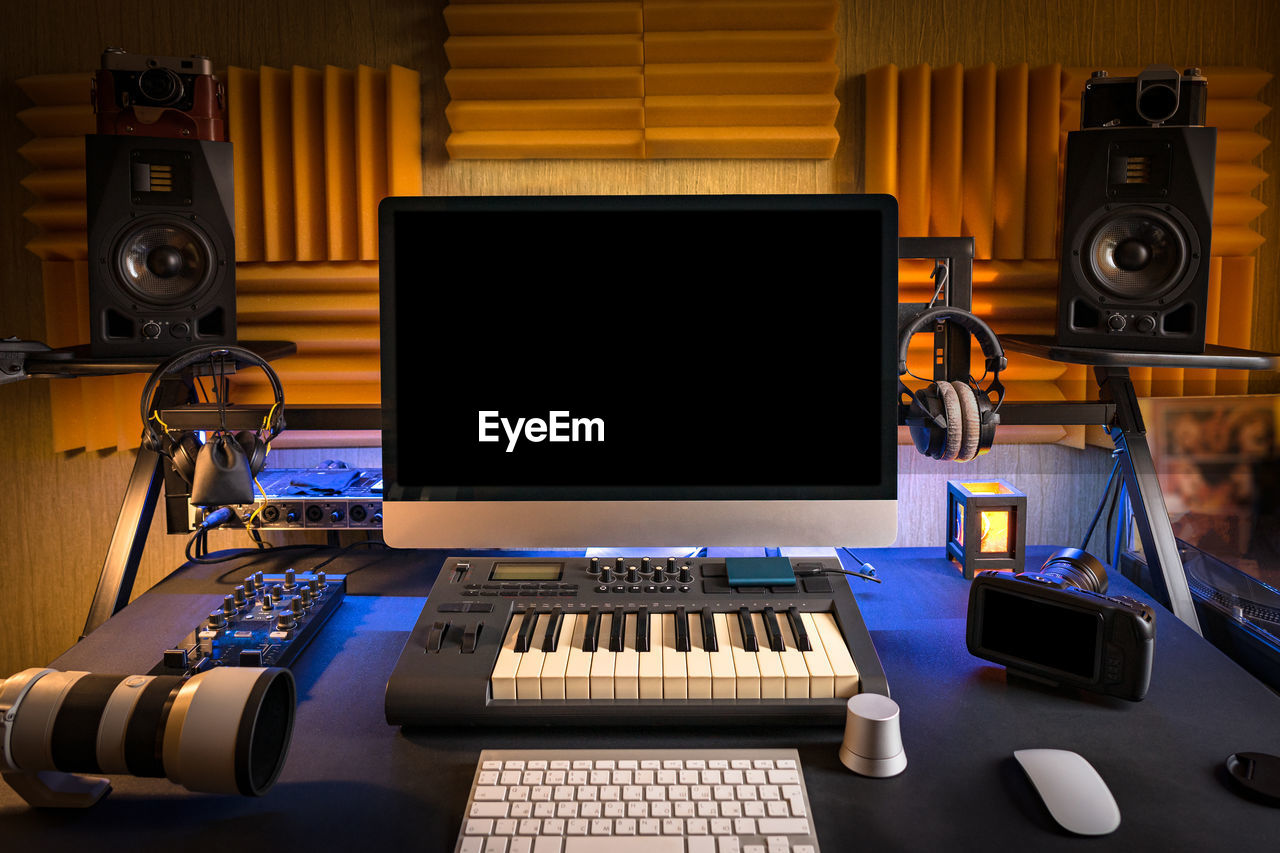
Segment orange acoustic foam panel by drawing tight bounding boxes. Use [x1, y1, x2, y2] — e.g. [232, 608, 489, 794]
[17, 65, 421, 452]
[442, 0, 840, 159]
[869, 64, 1272, 447]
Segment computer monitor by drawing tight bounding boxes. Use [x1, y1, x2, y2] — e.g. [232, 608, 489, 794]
[378, 193, 898, 548]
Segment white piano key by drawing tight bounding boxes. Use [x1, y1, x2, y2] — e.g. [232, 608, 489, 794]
[795, 613, 835, 699]
[750, 612, 786, 699]
[564, 612, 592, 699]
[516, 614, 549, 699]
[726, 610, 761, 699]
[614, 611, 640, 699]
[590, 612, 617, 698]
[638, 612, 664, 699]
[661, 612, 688, 699]
[491, 616, 525, 700]
[774, 616, 811, 699]
[685, 611, 712, 699]
[708, 613, 737, 699]
[809, 612, 859, 697]
[540, 613, 577, 700]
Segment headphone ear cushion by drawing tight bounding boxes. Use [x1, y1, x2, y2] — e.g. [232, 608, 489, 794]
[950, 381, 982, 463]
[234, 430, 268, 477]
[170, 432, 203, 485]
[907, 384, 944, 458]
[933, 380, 963, 461]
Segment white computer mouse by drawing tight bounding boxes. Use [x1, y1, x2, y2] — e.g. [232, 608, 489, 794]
[1013, 748, 1121, 836]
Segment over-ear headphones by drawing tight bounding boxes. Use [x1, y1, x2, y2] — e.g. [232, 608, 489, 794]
[898, 307, 1006, 462]
[140, 345, 286, 500]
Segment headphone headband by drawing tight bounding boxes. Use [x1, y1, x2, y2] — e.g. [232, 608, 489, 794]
[140, 345, 286, 449]
[896, 306, 1007, 378]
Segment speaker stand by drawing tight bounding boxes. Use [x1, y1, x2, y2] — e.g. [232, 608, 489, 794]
[1000, 337, 1280, 636]
[15, 341, 303, 638]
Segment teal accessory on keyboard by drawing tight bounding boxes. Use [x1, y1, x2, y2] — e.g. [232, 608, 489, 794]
[725, 557, 797, 587]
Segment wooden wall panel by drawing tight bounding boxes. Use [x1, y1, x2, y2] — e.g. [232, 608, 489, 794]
[1, 0, 1278, 680]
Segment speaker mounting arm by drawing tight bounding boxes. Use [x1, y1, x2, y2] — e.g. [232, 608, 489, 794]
[897, 237, 977, 395]
[1000, 335, 1280, 635]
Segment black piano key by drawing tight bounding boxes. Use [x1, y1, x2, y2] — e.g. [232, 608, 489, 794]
[675, 606, 690, 652]
[583, 606, 601, 652]
[514, 609, 539, 653]
[636, 607, 650, 653]
[609, 609, 626, 652]
[762, 607, 785, 652]
[541, 607, 564, 652]
[786, 607, 811, 652]
[700, 609, 718, 652]
[737, 607, 758, 652]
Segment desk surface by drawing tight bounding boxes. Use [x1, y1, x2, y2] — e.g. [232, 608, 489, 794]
[4, 546, 1279, 852]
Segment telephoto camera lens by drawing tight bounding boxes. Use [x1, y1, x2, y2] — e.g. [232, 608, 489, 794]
[1029, 547, 1109, 594]
[0, 666, 295, 807]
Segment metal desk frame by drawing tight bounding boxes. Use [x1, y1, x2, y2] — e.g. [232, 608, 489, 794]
[896, 237, 1280, 635]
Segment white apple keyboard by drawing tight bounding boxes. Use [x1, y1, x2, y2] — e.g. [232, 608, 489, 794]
[455, 748, 821, 853]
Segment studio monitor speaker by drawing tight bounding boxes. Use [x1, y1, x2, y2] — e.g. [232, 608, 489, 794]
[1056, 125, 1216, 353]
[86, 134, 236, 357]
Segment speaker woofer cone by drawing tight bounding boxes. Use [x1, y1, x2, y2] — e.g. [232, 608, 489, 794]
[114, 217, 214, 305]
[1085, 208, 1190, 301]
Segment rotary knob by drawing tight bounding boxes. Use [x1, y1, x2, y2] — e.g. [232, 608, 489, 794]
[1107, 314, 1127, 332]
[275, 612, 296, 631]
[600, 568, 614, 583]
[678, 566, 694, 584]
[284, 569, 297, 589]
[588, 557, 601, 575]
[626, 567, 641, 583]
[1136, 315, 1156, 333]
[640, 557, 652, 575]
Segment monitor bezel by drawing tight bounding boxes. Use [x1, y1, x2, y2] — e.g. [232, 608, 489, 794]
[378, 193, 898, 509]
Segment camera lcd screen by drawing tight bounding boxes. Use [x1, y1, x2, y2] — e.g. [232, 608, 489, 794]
[978, 588, 1102, 679]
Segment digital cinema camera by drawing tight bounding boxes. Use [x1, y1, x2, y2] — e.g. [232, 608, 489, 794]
[966, 548, 1156, 701]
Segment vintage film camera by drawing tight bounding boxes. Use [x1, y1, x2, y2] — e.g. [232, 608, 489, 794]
[966, 548, 1156, 701]
[1079, 64, 1208, 129]
[92, 47, 227, 140]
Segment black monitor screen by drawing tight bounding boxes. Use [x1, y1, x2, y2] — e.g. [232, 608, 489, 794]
[380, 194, 897, 502]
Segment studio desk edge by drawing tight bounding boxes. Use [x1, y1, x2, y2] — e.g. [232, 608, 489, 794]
[2, 546, 1278, 853]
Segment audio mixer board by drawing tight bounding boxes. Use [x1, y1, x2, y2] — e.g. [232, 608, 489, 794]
[152, 570, 345, 676]
[385, 556, 888, 727]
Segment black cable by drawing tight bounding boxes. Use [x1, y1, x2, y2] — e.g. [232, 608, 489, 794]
[833, 547, 882, 583]
[1081, 456, 1122, 552]
[1106, 472, 1123, 564]
[311, 538, 387, 573]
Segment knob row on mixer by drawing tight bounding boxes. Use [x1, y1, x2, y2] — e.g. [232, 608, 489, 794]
[589, 557, 695, 585]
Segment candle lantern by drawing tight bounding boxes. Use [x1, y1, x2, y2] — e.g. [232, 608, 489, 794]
[946, 479, 1027, 579]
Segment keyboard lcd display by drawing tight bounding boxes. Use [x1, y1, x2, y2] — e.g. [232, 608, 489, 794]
[490, 562, 564, 581]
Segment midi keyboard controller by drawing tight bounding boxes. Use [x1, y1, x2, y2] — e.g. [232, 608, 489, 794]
[385, 555, 888, 727]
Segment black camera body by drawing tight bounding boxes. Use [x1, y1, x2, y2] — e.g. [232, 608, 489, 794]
[92, 48, 227, 141]
[966, 549, 1156, 701]
[1080, 64, 1207, 129]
